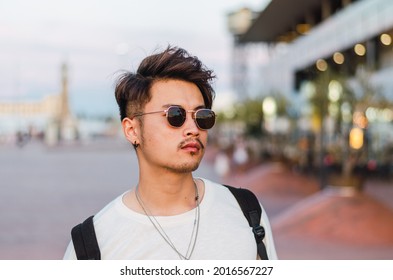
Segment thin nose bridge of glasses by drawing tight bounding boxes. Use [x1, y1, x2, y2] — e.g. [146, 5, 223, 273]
[183, 109, 199, 119]
[134, 107, 213, 119]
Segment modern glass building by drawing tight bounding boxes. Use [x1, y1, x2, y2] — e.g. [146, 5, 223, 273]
[229, 0, 393, 178]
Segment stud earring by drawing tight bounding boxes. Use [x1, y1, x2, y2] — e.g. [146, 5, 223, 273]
[133, 141, 139, 149]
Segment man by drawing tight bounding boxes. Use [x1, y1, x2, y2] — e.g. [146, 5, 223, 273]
[63, 46, 277, 260]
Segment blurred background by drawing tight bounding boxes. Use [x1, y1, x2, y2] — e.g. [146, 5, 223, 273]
[1, 0, 392, 259]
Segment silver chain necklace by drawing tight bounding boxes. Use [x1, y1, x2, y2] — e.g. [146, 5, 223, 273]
[135, 181, 200, 260]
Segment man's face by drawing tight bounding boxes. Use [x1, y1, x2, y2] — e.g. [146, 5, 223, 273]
[136, 79, 209, 174]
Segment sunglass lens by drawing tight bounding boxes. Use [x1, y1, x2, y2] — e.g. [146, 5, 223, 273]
[167, 107, 186, 127]
[196, 109, 216, 130]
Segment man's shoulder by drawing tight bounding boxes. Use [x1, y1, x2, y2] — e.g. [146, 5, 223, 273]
[200, 178, 252, 195]
[198, 177, 235, 189]
[93, 192, 125, 224]
[200, 178, 250, 208]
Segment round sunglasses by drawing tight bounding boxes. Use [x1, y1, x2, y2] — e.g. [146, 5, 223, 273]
[133, 106, 216, 130]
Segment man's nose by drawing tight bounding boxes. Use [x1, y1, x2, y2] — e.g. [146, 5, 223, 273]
[183, 112, 200, 136]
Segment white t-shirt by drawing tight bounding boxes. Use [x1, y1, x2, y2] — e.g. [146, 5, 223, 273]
[63, 178, 278, 260]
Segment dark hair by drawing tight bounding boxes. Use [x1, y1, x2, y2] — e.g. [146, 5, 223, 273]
[114, 46, 216, 120]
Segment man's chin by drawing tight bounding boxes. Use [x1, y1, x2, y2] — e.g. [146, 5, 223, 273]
[166, 161, 201, 174]
[180, 163, 200, 173]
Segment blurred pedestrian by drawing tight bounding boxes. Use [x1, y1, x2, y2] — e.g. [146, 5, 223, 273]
[233, 138, 249, 172]
[214, 149, 231, 178]
[63, 46, 277, 260]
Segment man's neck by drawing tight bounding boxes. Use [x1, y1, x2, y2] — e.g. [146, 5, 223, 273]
[124, 173, 203, 216]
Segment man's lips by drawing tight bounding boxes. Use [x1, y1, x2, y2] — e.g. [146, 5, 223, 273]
[179, 139, 204, 152]
[181, 142, 201, 152]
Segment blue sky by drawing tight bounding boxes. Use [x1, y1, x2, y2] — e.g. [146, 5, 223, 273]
[0, 0, 268, 117]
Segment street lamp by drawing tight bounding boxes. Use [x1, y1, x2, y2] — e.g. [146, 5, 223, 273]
[262, 96, 277, 133]
[262, 96, 277, 117]
[349, 127, 364, 150]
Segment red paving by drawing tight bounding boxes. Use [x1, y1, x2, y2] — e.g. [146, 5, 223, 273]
[222, 162, 393, 259]
[223, 162, 320, 197]
[273, 188, 393, 246]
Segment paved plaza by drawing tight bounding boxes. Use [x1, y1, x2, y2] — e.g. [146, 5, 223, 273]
[1, 138, 392, 260]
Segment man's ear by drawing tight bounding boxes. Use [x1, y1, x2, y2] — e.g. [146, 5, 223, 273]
[121, 117, 139, 145]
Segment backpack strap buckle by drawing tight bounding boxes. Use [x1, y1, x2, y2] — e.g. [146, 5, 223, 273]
[253, 224, 265, 240]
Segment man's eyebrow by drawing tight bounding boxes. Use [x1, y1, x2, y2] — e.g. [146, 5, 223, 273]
[194, 105, 206, 110]
[161, 104, 206, 110]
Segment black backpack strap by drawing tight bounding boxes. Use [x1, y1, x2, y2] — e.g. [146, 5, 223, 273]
[71, 215, 101, 260]
[224, 184, 269, 260]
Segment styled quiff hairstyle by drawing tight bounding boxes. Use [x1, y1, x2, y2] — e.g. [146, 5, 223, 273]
[114, 46, 216, 121]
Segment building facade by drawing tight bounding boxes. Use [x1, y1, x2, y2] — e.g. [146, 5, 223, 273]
[0, 63, 78, 146]
[229, 0, 393, 176]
